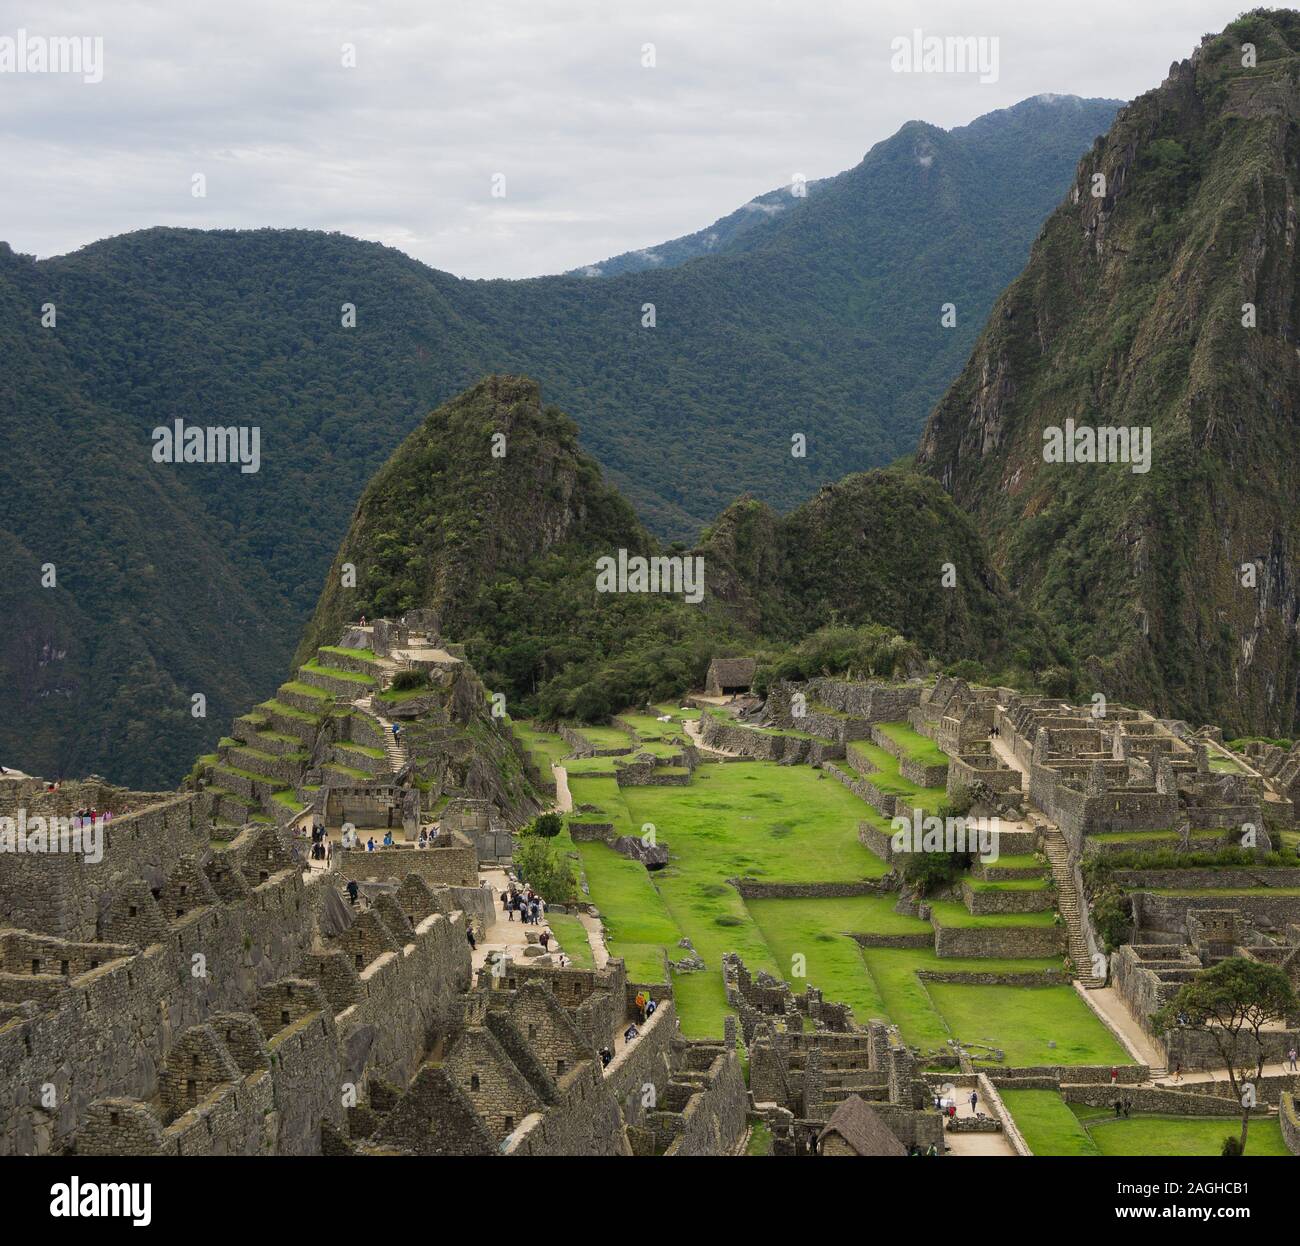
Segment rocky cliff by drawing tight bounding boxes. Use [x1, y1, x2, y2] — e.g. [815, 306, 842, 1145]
[918, 10, 1300, 735]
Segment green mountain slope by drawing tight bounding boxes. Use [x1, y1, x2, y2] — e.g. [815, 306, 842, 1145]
[1, 96, 1116, 785]
[917, 11, 1300, 735]
[298, 376, 1064, 728]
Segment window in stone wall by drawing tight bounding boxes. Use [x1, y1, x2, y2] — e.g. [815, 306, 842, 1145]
[504, 1115, 514, 1132]
[470, 1074, 480, 1091]
[528, 1024, 537, 1040]
[556, 1059, 566, 1076]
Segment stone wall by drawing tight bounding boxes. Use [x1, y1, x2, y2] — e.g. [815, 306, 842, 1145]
[928, 911, 1064, 959]
[1282, 1092, 1300, 1155]
[0, 791, 213, 940]
[339, 845, 478, 888]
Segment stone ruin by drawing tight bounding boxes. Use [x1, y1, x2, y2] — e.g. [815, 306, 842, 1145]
[722, 954, 944, 1154]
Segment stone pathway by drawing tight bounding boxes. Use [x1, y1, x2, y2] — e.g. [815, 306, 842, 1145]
[938, 1090, 1018, 1157]
[577, 909, 610, 968]
[684, 718, 742, 757]
[1076, 984, 1166, 1069]
[553, 764, 573, 813]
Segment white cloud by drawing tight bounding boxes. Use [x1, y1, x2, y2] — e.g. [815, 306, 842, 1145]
[0, 0, 1252, 277]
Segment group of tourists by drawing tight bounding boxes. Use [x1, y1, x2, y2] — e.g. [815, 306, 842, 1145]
[71, 806, 111, 828]
[633, 990, 657, 1024]
[501, 884, 545, 925]
[308, 823, 332, 864]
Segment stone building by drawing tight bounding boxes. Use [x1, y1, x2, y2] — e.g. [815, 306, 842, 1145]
[704, 657, 756, 697]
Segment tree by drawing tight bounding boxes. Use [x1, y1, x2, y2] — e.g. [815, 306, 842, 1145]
[1153, 958, 1298, 1151]
[512, 836, 576, 905]
[525, 811, 563, 839]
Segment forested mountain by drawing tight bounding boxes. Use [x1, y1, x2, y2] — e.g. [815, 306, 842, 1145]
[918, 11, 1300, 736]
[0, 95, 1117, 786]
[300, 376, 1065, 725]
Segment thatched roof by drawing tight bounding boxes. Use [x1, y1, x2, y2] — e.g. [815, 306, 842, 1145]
[816, 1095, 906, 1157]
[707, 657, 756, 688]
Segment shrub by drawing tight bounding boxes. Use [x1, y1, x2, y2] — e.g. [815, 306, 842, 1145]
[524, 811, 563, 839]
[512, 836, 576, 904]
[902, 851, 969, 897]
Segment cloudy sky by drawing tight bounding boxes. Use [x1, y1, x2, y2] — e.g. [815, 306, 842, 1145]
[0, 0, 1253, 277]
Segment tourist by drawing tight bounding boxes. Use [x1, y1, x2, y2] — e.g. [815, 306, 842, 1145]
[539, 929, 550, 951]
[502, 888, 514, 921]
[1113, 1098, 1122, 1118]
[600, 1047, 613, 1068]
[624, 1024, 639, 1043]
[383, 831, 393, 848]
[1109, 1066, 1118, 1085]
[346, 879, 359, 906]
[466, 926, 477, 952]
[366, 836, 376, 852]
[1289, 1047, 1298, 1072]
[1173, 1062, 1182, 1082]
[969, 1090, 978, 1115]
[634, 990, 647, 1018]
[645, 998, 657, 1019]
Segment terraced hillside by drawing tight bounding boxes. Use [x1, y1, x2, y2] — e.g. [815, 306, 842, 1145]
[511, 701, 1126, 1068]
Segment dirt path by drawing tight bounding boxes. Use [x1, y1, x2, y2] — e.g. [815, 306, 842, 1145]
[1077, 984, 1166, 1069]
[684, 718, 742, 757]
[553, 765, 573, 813]
[938, 1091, 1018, 1157]
[577, 909, 610, 968]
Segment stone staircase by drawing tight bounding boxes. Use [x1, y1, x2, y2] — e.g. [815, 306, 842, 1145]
[355, 690, 408, 775]
[1040, 826, 1105, 988]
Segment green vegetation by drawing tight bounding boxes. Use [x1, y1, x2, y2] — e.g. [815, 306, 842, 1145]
[875, 722, 949, 769]
[1005, 1091, 1290, 1156]
[917, 9, 1300, 740]
[543, 913, 595, 969]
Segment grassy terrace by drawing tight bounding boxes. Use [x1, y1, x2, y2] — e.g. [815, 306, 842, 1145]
[875, 722, 948, 769]
[506, 719, 570, 769]
[926, 900, 1057, 928]
[301, 659, 374, 684]
[318, 645, 381, 665]
[842, 741, 947, 813]
[545, 913, 596, 969]
[574, 723, 636, 750]
[557, 758, 1120, 1060]
[1003, 1090, 1289, 1156]
[280, 680, 331, 701]
[653, 702, 701, 720]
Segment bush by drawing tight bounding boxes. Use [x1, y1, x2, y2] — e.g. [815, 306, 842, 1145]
[901, 851, 969, 897]
[524, 811, 563, 839]
[1092, 886, 1132, 953]
[513, 836, 576, 904]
